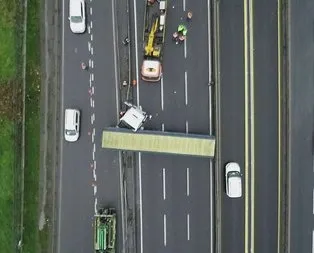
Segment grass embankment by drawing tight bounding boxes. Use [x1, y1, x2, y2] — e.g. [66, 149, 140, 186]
[23, 0, 41, 252]
[0, 1, 19, 252]
[0, 0, 41, 252]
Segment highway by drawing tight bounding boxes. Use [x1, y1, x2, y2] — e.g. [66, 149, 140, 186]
[216, 0, 280, 252]
[288, 0, 314, 252]
[129, 0, 214, 253]
[57, 0, 122, 252]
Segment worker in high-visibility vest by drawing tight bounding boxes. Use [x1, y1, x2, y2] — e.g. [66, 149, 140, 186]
[177, 24, 187, 36]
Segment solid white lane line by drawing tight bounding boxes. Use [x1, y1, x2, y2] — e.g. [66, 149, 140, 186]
[162, 123, 165, 132]
[312, 230, 314, 253]
[186, 167, 190, 196]
[94, 198, 98, 214]
[93, 160, 96, 170]
[313, 189, 314, 214]
[93, 184, 97, 195]
[187, 214, 190, 240]
[92, 150, 95, 161]
[209, 160, 214, 253]
[163, 168, 166, 200]
[184, 40, 187, 58]
[138, 153, 144, 253]
[185, 120, 189, 133]
[185, 71, 188, 105]
[161, 77, 164, 111]
[93, 169, 97, 182]
[133, 0, 140, 106]
[93, 143, 96, 153]
[163, 214, 167, 246]
[57, 0, 66, 251]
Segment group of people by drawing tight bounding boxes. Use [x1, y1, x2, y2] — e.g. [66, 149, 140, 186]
[172, 11, 192, 44]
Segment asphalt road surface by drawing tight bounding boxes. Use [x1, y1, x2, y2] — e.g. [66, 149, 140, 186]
[218, 0, 245, 252]
[129, 0, 214, 253]
[288, 0, 314, 252]
[218, 0, 279, 252]
[57, 0, 122, 252]
[253, 0, 279, 252]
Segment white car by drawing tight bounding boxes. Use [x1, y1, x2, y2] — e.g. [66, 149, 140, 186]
[64, 109, 80, 142]
[69, 0, 86, 34]
[225, 162, 242, 198]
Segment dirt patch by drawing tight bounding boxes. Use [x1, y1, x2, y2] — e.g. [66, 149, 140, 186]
[0, 79, 22, 121]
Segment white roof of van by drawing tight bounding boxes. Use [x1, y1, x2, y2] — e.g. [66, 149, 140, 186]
[70, 0, 82, 16]
[120, 107, 146, 130]
[141, 60, 161, 78]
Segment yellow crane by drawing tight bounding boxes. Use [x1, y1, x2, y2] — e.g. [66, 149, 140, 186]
[144, 18, 161, 57]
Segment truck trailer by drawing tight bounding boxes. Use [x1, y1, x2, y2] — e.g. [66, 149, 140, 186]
[141, 0, 167, 82]
[94, 208, 116, 253]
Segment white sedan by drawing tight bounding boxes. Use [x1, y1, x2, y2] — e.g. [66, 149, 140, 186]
[225, 162, 242, 198]
[69, 0, 86, 34]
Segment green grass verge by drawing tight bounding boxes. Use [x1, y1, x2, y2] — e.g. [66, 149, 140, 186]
[0, 0, 17, 81]
[0, 119, 14, 253]
[0, 0, 18, 252]
[23, 0, 41, 252]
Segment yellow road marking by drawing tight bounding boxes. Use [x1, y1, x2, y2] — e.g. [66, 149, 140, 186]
[249, 0, 255, 252]
[277, 0, 282, 252]
[244, 0, 250, 252]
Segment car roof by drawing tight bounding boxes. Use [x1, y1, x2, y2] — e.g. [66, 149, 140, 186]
[141, 60, 161, 78]
[70, 0, 83, 17]
[227, 175, 242, 198]
[65, 109, 79, 129]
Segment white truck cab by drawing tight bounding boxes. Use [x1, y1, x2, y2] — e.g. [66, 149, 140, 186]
[118, 103, 148, 132]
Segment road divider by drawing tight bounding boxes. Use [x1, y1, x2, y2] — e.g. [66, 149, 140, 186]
[186, 167, 190, 196]
[244, 0, 255, 252]
[163, 168, 166, 200]
[163, 214, 167, 246]
[184, 71, 188, 105]
[187, 213, 190, 240]
[161, 77, 164, 110]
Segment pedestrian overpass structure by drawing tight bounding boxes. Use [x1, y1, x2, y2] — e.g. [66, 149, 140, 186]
[101, 128, 216, 158]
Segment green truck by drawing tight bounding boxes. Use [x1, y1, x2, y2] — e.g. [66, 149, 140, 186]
[94, 208, 116, 253]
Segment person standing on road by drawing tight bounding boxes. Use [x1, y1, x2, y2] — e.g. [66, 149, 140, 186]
[187, 11, 193, 21]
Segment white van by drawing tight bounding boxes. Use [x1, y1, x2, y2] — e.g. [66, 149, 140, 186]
[64, 109, 80, 142]
[225, 162, 242, 198]
[69, 0, 86, 33]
